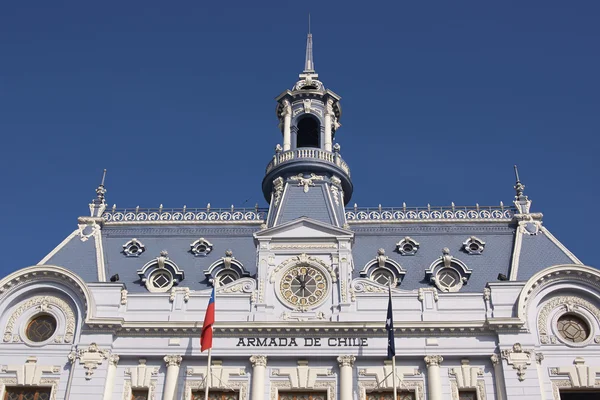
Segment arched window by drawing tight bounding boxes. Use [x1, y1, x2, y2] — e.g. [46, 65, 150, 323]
[296, 117, 320, 148]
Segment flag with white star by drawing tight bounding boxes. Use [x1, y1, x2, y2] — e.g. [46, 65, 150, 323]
[386, 286, 396, 359]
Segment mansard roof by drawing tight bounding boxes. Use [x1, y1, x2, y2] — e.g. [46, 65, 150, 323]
[35, 201, 582, 295]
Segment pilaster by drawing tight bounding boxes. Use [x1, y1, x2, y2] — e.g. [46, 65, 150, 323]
[163, 355, 182, 400]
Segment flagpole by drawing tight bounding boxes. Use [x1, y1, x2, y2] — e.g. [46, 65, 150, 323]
[392, 353, 397, 400]
[204, 346, 212, 400]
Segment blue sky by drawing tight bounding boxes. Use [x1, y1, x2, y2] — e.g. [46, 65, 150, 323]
[0, 1, 598, 275]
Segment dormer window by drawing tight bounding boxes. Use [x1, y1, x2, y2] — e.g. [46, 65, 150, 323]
[463, 236, 485, 255]
[190, 238, 213, 256]
[123, 238, 145, 257]
[360, 249, 406, 287]
[137, 251, 185, 293]
[296, 116, 320, 148]
[425, 248, 472, 292]
[205, 250, 250, 287]
[396, 237, 420, 255]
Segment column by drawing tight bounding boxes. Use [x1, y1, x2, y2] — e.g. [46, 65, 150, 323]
[163, 355, 182, 400]
[102, 354, 119, 400]
[250, 355, 267, 400]
[424, 355, 443, 400]
[337, 355, 355, 400]
[324, 99, 333, 152]
[491, 353, 507, 400]
[282, 101, 292, 151]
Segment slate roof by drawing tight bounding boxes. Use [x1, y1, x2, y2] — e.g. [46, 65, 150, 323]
[38, 207, 582, 294]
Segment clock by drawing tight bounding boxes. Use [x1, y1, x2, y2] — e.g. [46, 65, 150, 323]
[279, 265, 328, 308]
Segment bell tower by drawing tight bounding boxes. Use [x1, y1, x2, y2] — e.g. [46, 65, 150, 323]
[262, 31, 353, 228]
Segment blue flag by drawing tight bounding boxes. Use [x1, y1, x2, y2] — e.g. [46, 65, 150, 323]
[386, 287, 396, 359]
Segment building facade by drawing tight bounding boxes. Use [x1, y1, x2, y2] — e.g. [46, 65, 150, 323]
[0, 33, 598, 400]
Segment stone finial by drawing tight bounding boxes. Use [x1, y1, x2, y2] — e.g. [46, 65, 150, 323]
[442, 248, 453, 268]
[376, 248, 387, 268]
[333, 143, 341, 153]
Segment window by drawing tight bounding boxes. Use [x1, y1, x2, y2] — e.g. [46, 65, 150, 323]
[371, 268, 396, 286]
[366, 392, 415, 400]
[215, 270, 239, 287]
[25, 314, 57, 343]
[278, 392, 327, 400]
[462, 236, 485, 255]
[191, 238, 213, 256]
[123, 238, 145, 257]
[296, 117, 320, 148]
[4, 387, 52, 400]
[192, 391, 238, 400]
[131, 390, 149, 400]
[557, 314, 590, 343]
[437, 268, 461, 291]
[458, 391, 477, 400]
[149, 270, 174, 292]
[396, 237, 419, 255]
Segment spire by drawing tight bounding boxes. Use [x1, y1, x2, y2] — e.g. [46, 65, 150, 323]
[94, 169, 107, 205]
[90, 169, 107, 217]
[304, 15, 314, 73]
[513, 165, 526, 200]
[513, 165, 532, 214]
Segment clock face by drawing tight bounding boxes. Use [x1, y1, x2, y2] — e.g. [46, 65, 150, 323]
[279, 265, 328, 308]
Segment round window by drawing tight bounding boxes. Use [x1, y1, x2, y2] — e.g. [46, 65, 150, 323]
[150, 270, 173, 291]
[437, 268, 461, 291]
[216, 271, 238, 286]
[557, 314, 590, 343]
[371, 268, 396, 286]
[26, 314, 57, 343]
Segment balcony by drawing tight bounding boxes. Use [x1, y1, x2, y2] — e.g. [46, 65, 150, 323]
[265, 148, 350, 177]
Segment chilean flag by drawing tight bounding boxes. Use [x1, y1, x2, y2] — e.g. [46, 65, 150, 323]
[201, 287, 215, 352]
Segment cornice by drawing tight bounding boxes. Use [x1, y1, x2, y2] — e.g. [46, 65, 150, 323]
[84, 320, 497, 336]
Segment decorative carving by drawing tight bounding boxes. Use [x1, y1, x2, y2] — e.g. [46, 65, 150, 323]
[122, 238, 145, 257]
[303, 99, 312, 114]
[538, 295, 599, 345]
[501, 343, 533, 381]
[68, 343, 109, 379]
[330, 176, 341, 206]
[120, 289, 128, 305]
[164, 355, 182, 367]
[185, 363, 248, 400]
[124, 359, 159, 399]
[490, 353, 500, 366]
[417, 288, 439, 302]
[269, 361, 335, 400]
[289, 173, 325, 193]
[270, 254, 337, 283]
[0, 357, 60, 386]
[190, 238, 213, 256]
[108, 354, 120, 366]
[250, 355, 267, 367]
[273, 177, 284, 207]
[396, 237, 420, 255]
[483, 288, 491, 301]
[463, 236, 485, 255]
[424, 355, 443, 367]
[448, 359, 486, 400]
[426, 248, 471, 293]
[215, 277, 256, 295]
[337, 355, 355, 368]
[549, 357, 600, 389]
[357, 363, 423, 400]
[4, 295, 75, 343]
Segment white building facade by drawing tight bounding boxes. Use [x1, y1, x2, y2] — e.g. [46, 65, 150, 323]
[0, 33, 598, 400]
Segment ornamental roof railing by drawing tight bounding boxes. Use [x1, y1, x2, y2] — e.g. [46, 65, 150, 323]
[103, 206, 268, 222]
[265, 148, 350, 176]
[345, 204, 515, 222]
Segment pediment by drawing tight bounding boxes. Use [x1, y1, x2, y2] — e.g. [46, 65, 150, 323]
[254, 217, 353, 240]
